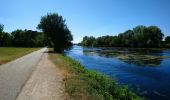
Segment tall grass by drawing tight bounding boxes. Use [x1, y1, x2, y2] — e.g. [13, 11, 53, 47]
[49, 53, 143, 100]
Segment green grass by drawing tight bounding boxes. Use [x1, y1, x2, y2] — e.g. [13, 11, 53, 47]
[49, 53, 143, 100]
[0, 47, 40, 65]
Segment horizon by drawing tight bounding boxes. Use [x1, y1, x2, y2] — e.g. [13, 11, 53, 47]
[1, 0, 170, 43]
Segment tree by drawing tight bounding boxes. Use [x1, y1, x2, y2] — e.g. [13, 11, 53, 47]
[0, 24, 4, 46]
[37, 13, 73, 53]
[81, 25, 165, 48]
[2, 32, 12, 46]
[147, 26, 164, 47]
[165, 36, 170, 43]
[11, 29, 45, 47]
[0, 24, 45, 47]
[122, 30, 134, 47]
[0, 24, 3, 32]
[81, 36, 96, 47]
[35, 32, 45, 47]
[133, 25, 148, 47]
[11, 29, 25, 47]
[165, 36, 170, 47]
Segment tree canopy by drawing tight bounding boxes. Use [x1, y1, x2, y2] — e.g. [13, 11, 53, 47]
[165, 36, 170, 47]
[0, 13, 73, 50]
[11, 29, 45, 47]
[0, 24, 3, 32]
[81, 25, 167, 48]
[0, 24, 4, 46]
[0, 22, 169, 49]
[37, 13, 73, 53]
[0, 24, 45, 47]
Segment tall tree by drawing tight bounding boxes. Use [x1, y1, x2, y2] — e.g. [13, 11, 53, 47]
[165, 36, 170, 43]
[2, 32, 12, 46]
[165, 36, 170, 47]
[0, 24, 4, 46]
[147, 26, 164, 47]
[11, 29, 25, 47]
[0, 24, 3, 32]
[37, 13, 73, 53]
[122, 30, 134, 47]
[133, 25, 148, 47]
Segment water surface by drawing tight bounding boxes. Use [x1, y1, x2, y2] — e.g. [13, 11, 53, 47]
[66, 45, 170, 100]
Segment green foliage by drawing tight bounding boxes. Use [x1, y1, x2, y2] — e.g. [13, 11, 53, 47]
[165, 36, 170, 47]
[0, 23, 46, 47]
[2, 32, 12, 46]
[11, 29, 45, 47]
[0, 31, 12, 47]
[81, 36, 96, 47]
[1, 13, 73, 49]
[0, 24, 3, 33]
[38, 13, 73, 53]
[50, 53, 143, 100]
[0, 24, 4, 46]
[81, 25, 165, 48]
[147, 26, 164, 47]
[165, 36, 170, 43]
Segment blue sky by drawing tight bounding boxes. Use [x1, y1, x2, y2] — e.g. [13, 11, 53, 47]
[0, 0, 170, 43]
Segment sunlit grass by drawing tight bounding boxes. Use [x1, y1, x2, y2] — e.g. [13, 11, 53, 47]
[0, 47, 40, 65]
[49, 52, 143, 100]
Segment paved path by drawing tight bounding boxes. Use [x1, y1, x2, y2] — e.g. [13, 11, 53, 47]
[17, 53, 65, 100]
[0, 48, 47, 100]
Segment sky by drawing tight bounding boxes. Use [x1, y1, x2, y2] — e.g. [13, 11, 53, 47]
[0, 0, 170, 43]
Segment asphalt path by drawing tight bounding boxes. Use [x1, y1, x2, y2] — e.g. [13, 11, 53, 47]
[0, 48, 47, 100]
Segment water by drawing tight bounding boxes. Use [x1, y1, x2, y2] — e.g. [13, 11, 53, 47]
[66, 45, 170, 100]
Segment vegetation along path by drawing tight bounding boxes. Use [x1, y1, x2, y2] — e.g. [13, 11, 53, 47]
[0, 48, 47, 100]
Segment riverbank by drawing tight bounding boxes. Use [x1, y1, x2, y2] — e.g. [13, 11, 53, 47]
[49, 52, 143, 100]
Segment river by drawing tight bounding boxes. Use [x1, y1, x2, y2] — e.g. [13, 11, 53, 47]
[66, 45, 170, 100]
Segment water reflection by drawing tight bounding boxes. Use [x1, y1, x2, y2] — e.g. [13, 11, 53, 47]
[83, 48, 170, 67]
[66, 46, 170, 100]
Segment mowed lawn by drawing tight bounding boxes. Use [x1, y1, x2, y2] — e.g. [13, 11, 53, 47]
[0, 47, 40, 65]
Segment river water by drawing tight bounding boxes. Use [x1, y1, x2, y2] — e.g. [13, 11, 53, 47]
[66, 45, 170, 100]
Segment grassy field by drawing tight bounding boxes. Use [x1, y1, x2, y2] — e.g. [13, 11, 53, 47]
[49, 52, 143, 100]
[0, 47, 40, 65]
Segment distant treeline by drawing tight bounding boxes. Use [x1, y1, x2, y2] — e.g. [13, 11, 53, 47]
[81, 25, 170, 48]
[0, 13, 73, 52]
[0, 24, 50, 47]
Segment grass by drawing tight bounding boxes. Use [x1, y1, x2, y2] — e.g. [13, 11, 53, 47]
[49, 52, 143, 100]
[0, 47, 40, 65]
